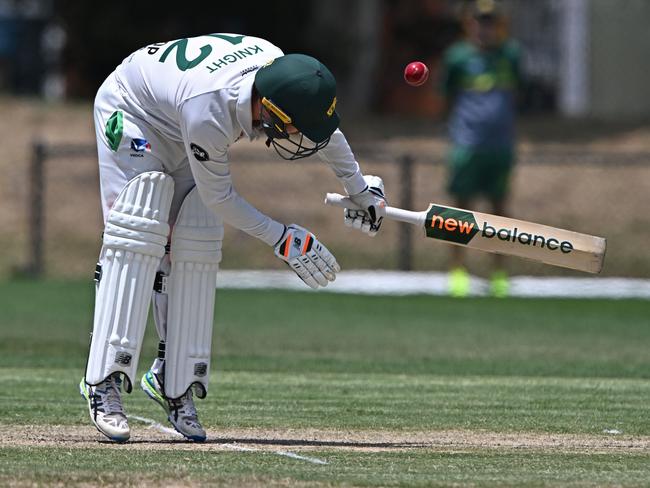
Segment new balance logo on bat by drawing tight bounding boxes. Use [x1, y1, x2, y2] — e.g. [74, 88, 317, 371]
[425, 206, 479, 245]
[425, 205, 574, 254]
[481, 223, 574, 253]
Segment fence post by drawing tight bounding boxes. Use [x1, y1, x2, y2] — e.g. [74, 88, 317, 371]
[27, 141, 46, 277]
[397, 154, 414, 271]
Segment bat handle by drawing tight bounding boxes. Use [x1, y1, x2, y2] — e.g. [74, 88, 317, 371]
[324, 193, 362, 210]
[324, 193, 425, 226]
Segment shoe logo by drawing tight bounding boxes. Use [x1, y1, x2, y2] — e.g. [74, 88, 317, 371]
[194, 362, 208, 377]
[114, 351, 132, 366]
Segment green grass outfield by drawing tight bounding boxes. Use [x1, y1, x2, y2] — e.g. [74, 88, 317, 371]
[1, 280, 649, 487]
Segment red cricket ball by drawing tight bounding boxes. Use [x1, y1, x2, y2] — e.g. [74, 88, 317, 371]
[403, 61, 429, 87]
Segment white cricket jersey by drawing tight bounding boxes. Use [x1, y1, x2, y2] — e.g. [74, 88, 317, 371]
[110, 33, 367, 246]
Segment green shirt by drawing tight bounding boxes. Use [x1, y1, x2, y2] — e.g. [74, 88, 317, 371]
[441, 39, 521, 149]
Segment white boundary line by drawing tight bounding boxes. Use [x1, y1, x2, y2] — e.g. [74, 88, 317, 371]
[217, 270, 650, 299]
[128, 415, 328, 465]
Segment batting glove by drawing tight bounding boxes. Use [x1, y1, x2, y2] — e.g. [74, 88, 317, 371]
[274, 224, 341, 289]
[345, 175, 387, 237]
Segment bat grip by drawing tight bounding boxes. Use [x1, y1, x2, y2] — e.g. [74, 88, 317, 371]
[324, 193, 362, 210]
[324, 193, 425, 226]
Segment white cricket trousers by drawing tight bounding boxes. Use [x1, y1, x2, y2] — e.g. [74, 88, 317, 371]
[94, 72, 196, 224]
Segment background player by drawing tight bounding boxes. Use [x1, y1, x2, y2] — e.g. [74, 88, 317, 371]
[440, 0, 522, 297]
[79, 33, 387, 443]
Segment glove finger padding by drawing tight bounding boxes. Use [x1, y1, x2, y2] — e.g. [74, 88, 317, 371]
[307, 240, 340, 279]
[293, 256, 325, 288]
[346, 175, 387, 236]
[274, 224, 340, 289]
[344, 209, 382, 237]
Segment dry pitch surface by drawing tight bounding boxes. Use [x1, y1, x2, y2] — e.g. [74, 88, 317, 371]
[3, 425, 650, 454]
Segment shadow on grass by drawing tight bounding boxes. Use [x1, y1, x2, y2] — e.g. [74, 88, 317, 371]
[96, 437, 429, 449]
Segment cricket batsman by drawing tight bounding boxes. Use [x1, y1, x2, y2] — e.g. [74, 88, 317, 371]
[79, 33, 387, 442]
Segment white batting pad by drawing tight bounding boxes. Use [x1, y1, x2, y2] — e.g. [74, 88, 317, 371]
[86, 172, 174, 391]
[164, 187, 223, 399]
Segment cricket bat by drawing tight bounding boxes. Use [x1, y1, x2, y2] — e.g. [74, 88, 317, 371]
[324, 193, 606, 274]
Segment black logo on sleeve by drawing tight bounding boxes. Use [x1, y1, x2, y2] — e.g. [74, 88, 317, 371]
[190, 143, 209, 161]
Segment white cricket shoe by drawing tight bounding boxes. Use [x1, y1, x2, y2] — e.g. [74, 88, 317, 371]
[140, 370, 206, 442]
[79, 373, 130, 442]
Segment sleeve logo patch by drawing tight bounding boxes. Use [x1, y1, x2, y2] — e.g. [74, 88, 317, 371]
[190, 143, 209, 161]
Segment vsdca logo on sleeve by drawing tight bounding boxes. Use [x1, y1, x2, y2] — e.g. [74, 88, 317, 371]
[425, 205, 574, 253]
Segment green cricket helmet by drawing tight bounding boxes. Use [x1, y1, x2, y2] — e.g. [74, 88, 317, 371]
[254, 53, 340, 160]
